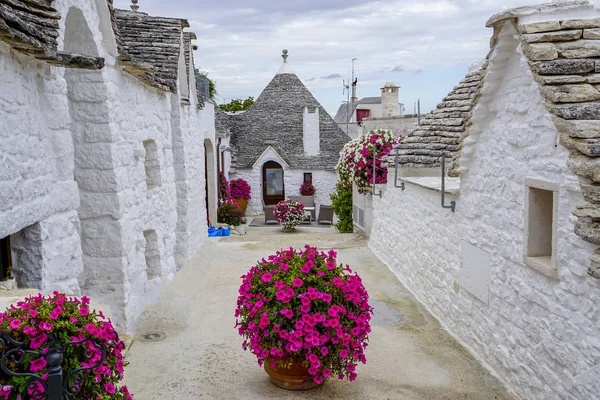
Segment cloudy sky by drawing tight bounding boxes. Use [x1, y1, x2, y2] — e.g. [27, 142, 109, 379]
[114, 0, 596, 116]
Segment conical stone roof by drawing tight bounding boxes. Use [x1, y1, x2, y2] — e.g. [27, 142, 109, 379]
[227, 59, 350, 170]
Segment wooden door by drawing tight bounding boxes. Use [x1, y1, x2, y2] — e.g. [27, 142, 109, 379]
[263, 161, 285, 205]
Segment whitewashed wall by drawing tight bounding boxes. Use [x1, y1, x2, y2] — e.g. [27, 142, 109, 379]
[0, 0, 214, 334]
[234, 163, 338, 216]
[369, 28, 599, 400]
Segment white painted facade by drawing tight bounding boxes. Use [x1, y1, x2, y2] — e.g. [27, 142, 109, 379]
[0, 0, 216, 333]
[303, 107, 320, 156]
[368, 20, 600, 400]
[233, 146, 338, 216]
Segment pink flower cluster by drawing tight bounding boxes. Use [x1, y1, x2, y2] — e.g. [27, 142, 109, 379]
[336, 129, 399, 194]
[235, 246, 372, 385]
[273, 200, 306, 229]
[230, 178, 252, 200]
[0, 292, 132, 399]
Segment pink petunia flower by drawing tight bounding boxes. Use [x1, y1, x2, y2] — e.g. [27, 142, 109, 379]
[29, 357, 47, 373]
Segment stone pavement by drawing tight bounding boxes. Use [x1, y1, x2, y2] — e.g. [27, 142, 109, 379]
[123, 232, 515, 399]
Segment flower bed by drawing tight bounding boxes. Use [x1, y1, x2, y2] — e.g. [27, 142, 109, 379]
[0, 292, 132, 399]
[273, 200, 305, 231]
[235, 246, 372, 385]
[336, 129, 398, 194]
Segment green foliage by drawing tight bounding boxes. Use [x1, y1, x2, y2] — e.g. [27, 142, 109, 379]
[219, 97, 255, 113]
[330, 181, 353, 233]
[217, 201, 246, 227]
[197, 70, 218, 101]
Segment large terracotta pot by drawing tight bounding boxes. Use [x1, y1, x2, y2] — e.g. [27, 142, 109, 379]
[264, 357, 320, 390]
[236, 198, 249, 215]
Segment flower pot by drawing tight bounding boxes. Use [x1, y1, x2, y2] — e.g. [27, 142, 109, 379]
[236, 198, 249, 215]
[264, 357, 321, 391]
[0, 279, 16, 291]
[234, 224, 247, 235]
[281, 226, 296, 233]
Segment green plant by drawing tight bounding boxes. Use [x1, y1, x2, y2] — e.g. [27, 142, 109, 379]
[217, 200, 246, 227]
[219, 97, 254, 113]
[330, 182, 353, 233]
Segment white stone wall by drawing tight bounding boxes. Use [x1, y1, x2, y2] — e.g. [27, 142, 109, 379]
[233, 165, 338, 216]
[0, 0, 214, 334]
[362, 116, 418, 137]
[368, 28, 599, 400]
[303, 107, 320, 156]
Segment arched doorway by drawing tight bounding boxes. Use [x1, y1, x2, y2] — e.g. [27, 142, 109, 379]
[204, 139, 217, 226]
[262, 161, 285, 205]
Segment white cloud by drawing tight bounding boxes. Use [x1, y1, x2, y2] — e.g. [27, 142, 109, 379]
[113, 0, 597, 114]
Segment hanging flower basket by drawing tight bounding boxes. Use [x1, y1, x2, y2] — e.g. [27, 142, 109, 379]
[336, 129, 399, 194]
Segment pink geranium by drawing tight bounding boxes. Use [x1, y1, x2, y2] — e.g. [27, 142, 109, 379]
[235, 245, 373, 385]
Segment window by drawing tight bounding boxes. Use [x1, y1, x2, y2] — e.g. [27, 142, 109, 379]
[304, 173, 312, 183]
[143, 140, 162, 191]
[524, 179, 558, 279]
[0, 236, 12, 281]
[356, 109, 371, 123]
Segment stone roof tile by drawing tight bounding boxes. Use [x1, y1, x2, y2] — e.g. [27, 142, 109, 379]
[390, 67, 486, 168]
[114, 9, 188, 93]
[228, 71, 350, 170]
[0, 0, 104, 69]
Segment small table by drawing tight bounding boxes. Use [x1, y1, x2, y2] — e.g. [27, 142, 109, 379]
[304, 207, 316, 221]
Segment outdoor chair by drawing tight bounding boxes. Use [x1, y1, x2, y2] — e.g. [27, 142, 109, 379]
[317, 205, 334, 225]
[288, 195, 316, 221]
[264, 203, 277, 225]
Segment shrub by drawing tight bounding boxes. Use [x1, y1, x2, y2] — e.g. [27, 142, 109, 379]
[330, 181, 353, 233]
[217, 200, 246, 227]
[235, 245, 372, 385]
[0, 292, 132, 399]
[336, 130, 398, 194]
[218, 172, 230, 202]
[274, 200, 305, 230]
[299, 181, 316, 196]
[230, 179, 252, 200]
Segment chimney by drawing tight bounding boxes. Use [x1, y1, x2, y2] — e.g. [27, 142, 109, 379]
[381, 82, 400, 117]
[303, 107, 320, 156]
[351, 78, 358, 103]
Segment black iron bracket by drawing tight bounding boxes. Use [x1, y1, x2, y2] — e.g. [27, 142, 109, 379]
[393, 151, 405, 191]
[440, 153, 456, 212]
[372, 148, 383, 198]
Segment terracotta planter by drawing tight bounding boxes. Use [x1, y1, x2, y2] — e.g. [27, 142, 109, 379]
[236, 198, 249, 215]
[264, 357, 320, 390]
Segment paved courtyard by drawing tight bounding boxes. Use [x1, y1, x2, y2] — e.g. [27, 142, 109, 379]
[124, 230, 515, 399]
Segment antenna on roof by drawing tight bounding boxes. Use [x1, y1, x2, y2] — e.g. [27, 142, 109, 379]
[130, 0, 139, 12]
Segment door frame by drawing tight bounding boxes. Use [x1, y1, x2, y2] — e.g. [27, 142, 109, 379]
[262, 161, 285, 205]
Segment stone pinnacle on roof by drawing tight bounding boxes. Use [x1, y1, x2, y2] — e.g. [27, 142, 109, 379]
[277, 49, 294, 75]
[131, 0, 140, 12]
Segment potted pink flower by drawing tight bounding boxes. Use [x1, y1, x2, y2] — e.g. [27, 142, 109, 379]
[230, 179, 252, 215]
[273, 200, 305, 232]
[235, 246, 372, 390]
[0, 292, 132, 399]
